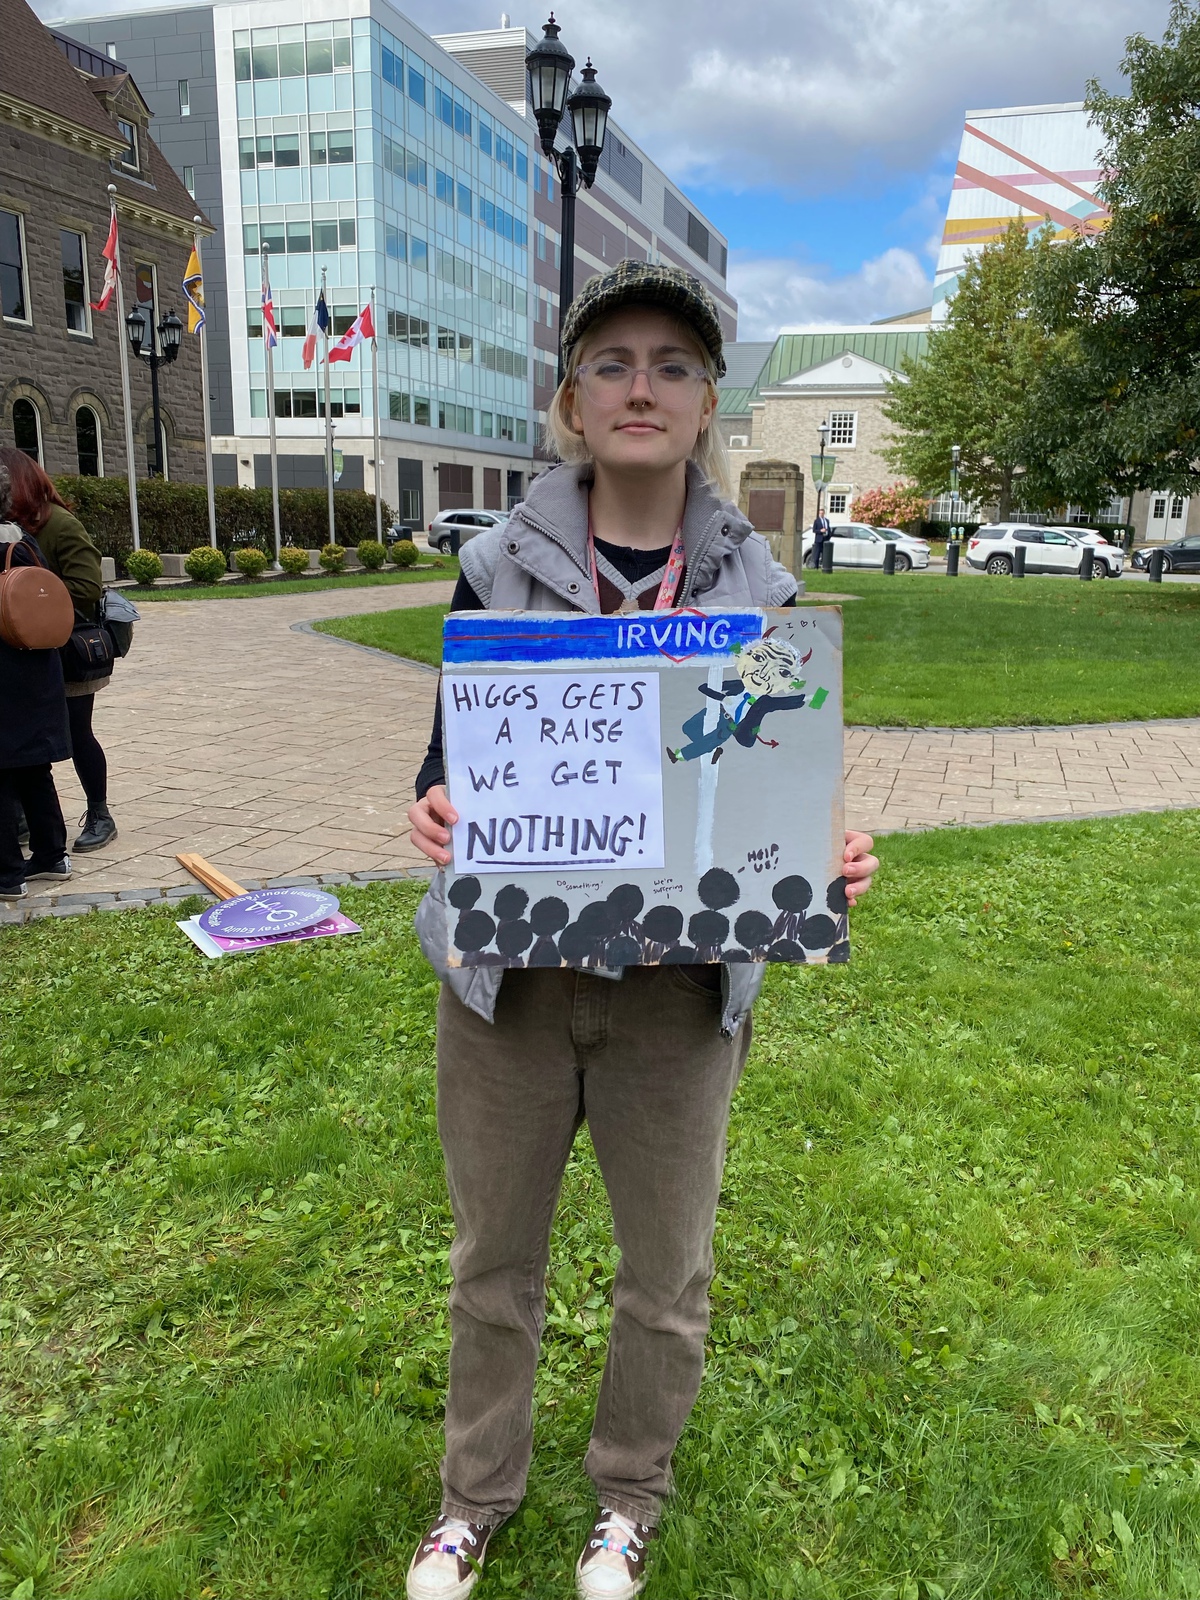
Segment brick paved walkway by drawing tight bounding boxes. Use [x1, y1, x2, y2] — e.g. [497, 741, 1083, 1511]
[17, 587, 1200, 915]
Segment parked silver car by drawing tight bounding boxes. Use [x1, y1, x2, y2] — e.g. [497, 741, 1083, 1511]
[424, 508, 509, 555]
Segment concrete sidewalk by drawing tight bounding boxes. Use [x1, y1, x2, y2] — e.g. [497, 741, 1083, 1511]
[11, 584, 1200, 917]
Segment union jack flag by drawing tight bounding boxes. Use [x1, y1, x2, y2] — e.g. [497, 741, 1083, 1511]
[261, 264, 278, 350]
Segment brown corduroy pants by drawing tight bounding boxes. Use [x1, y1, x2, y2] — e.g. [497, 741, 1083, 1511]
[434, 964, 751, 1528]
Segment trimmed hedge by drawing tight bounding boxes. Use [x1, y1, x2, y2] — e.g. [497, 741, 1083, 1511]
[53, 477, 392, 570]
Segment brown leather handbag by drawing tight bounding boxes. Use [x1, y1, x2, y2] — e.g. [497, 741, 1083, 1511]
[0, 537, 75, 650]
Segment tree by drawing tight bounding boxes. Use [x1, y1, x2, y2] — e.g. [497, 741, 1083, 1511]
[882, 220, 1054, 519]
[850, 484, 929, 528]
[1019, 2, 1200, 506]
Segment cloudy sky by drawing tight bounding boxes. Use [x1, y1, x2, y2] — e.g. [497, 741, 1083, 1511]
[44, 0, 1172, 338]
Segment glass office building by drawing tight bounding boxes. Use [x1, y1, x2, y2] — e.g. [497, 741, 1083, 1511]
[57, 2, 732, 520]
[61, 0, 539, 518]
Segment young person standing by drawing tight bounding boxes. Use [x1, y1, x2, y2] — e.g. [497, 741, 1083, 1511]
[0, 449, 117, 853]
[405, 262, 878, 1600]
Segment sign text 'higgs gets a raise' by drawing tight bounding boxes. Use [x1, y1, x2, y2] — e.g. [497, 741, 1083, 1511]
[444, 672, 665, 873]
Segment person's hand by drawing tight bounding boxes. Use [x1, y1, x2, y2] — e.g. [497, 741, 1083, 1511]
[842, 830, 878, 905]
[408, 785, 457, 867]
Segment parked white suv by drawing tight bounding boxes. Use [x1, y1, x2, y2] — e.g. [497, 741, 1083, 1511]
[966, 524, 1125, 577]
[424, 508, 509, 555]
[801, 523, 931, 571]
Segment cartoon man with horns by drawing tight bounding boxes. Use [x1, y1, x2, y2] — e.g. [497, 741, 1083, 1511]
[666, 632, 828, 766]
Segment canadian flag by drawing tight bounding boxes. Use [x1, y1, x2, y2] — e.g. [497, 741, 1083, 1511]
[91, 210, 119, 311]
[328, 302, 374, 363]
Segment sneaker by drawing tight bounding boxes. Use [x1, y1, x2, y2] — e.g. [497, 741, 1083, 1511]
[576, 1509, 656, 1600]
[74, 808, 117, 852]
[24, 855, 72, 883]
[0, 880, 27, 901]
[407, 1515, 494, 1600]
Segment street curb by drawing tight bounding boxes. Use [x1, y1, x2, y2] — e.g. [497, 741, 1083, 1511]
[0, 866, 437, 926]
[290, 617, 441, 673]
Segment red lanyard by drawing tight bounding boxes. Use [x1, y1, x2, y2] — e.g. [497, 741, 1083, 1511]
[587, 519, 686, 611]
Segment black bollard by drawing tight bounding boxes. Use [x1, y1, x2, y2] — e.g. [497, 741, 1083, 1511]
[946, 541, 960, 576]
[1080, 545, 1094, 581]
[448, 526, 461, 556]
[1148, 546, 1164, 583]
[882, 541, 896, 574]
[1013, 544, 1026, 578]
[821, 539, 834, 575]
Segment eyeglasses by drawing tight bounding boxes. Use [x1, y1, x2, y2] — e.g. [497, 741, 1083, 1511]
[575, 360, 710, 410]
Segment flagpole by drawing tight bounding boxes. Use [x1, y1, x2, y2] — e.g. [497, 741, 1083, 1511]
[262, 243, 281, 568]
[370, 284, 382, 543]
[107, 184, 141, 552]
[193, 219, 217, 548]
[322, 265, 335, 547]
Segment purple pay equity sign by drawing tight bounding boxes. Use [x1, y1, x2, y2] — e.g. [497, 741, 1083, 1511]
[198, 888, 341, 940]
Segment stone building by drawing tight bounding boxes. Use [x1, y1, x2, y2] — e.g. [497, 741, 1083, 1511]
[718, 318, 931, 524]
[0, 0, 209, 481]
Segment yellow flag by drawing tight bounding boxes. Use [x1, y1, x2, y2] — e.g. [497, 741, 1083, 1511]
[182, 244, 204, 333]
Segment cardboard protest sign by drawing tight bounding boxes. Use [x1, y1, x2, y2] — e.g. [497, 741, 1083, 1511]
[442, 607, 846, 970]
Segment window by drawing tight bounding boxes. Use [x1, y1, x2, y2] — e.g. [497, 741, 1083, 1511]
[411, 238, 428, 271]
[178, 79, 190, 115]
[105, 41, 117, 58]
[383, 222, 405, 259]
[279, 306, 307, 337]
[457, 182, 471, 217]
[407, 66, 425, 105]
[274, 134, 300, 168]
[252, 42, 278, 78]
[413, 397, 430, 426]
[1152, 497, 1167, 519]
[387, 311, 429, 347]
[827, 492, 848, 517]
[0, 211, 28, 322]
[439, 402, 473, 433]
[279, 39, 305, 76]
[286, 220, 311, 253]
[61, 230, 88, 334]
[76, 406, 101, 475]
[828, 412, 857, 447]
[479, 412, 493, 438]
[1171, 496, 1186, 519]
[183, 166, 195, 196]
[13, 398, 41, 461]
[437, 325, 455, 353]
[436, 168, 453, 204]
[116, 119, 139, 172]
[400, 486, 422, 522]
[331, 304, 357, 335]
[480, 124, 492, 156]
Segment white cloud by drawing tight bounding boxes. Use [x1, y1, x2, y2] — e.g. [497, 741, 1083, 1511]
[729, 248, 933, 338]
[395, 0, 1171, 194]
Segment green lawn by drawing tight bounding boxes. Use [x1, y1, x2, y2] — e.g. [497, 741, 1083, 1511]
[4, 812, 1200, 1598]
[125, 564, 457, 603]
[314, 575, 1200, 726]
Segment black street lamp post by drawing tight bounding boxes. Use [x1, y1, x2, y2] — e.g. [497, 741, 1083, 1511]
[526, 16, 612, 382]
[946, 442, 963, 576]
[126, 303, 182, 477]
[816, 417, 830, 516]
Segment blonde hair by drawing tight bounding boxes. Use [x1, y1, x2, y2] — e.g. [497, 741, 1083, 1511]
[544, 311, 733, 499]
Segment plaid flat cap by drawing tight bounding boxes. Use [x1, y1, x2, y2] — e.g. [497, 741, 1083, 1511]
[560, 259, 727, 377]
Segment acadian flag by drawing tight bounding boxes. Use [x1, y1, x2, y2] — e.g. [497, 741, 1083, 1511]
[90, 209, 119, 311]
[182, 244, 205, 333]
[328, 301, 374, 363]
[302, 290, 331, 370]
[261, 266, 279, 350]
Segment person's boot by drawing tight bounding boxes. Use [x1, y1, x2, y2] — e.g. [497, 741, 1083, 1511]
[74, 806, 117, 852]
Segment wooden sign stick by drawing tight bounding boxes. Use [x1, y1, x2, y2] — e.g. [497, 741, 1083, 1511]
[175, 853, 247, 901]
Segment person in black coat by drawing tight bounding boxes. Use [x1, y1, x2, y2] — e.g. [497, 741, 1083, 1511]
[0, 462, 71, 899]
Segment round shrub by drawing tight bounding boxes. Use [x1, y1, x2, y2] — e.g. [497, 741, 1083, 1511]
[234, 546, 269, 579]
[125, 549, 163, 586]
[319, 543, 346, 573]
[278, 545, 311, 575]
[184, 545, 228, 585]
[357, 539, 388, 571]
[391, 539, 419, 568]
